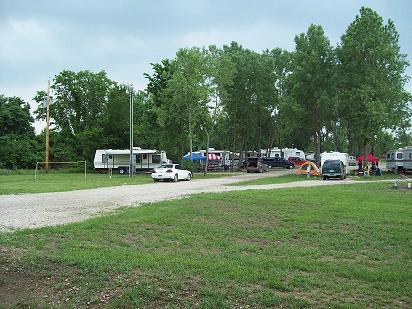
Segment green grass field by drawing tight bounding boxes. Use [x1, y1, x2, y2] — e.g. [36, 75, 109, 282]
[1, 183, 411, 308]
[0, 172, 235, 195]
[229, 174, 321, 186]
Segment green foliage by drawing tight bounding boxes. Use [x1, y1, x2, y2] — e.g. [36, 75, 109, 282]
[337, 7, 411, 157]
[0, 95, 40, 169]
[180, 159, 201, 172]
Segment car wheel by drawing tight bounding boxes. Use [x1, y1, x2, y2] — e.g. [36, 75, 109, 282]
[173, 174, 178, 182]
[153, 179, 159, 182]
[187, 173, 192, 181]
[340, 175, 344, 180]
[323, 176, 327, 180]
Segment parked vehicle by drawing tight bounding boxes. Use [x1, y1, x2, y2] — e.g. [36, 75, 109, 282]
[244, 158, 270, 173]
[94, 147, 167, 173]
[348, 156, 357, 166]
[322, 160, 347, 180]
[262, 157, 295, 169]
[265, 147, 305, 160]
[288, 156, 308, 166]
[151, 164, 191, 182]
[320, 152, 349, 175]
[386, 148, 404, 172]
[403, 146, 412, 171]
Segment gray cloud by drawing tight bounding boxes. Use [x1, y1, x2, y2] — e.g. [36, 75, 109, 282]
[1, 0, 411, 133]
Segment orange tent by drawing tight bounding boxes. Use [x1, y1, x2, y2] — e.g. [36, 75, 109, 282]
[296, 161, 320, 176]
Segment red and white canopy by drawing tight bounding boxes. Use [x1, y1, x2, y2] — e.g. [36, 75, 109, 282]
[207, 153, 222, 160]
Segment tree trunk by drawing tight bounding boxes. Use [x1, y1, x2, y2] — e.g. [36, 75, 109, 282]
[363, 143, 369, 172]
[230, 134, 236, 172]
[332, 122, 339, 152]
[188, 107, 193, 162]
[204, 129, 209, 176]
[315, 130, 321, 167]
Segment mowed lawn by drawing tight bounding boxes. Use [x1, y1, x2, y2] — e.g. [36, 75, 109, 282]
[229, 174, 321, 186]
[0, 183, 411, 308]
[0, 172, 234, 195]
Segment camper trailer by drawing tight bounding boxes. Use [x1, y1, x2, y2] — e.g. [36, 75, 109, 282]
[402, 146, 412, 171]
[266, 147, 305, 160]
[320, 152, 350, 175]
[94, 147, 168, 173]
[386, 149, 404, 171]
[199, 149, 231, 168]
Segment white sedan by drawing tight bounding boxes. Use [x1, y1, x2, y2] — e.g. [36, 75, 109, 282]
[151, 164, 192, 182]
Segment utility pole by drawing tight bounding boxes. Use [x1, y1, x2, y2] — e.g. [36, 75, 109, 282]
[45, 78, 51, 173]
[129, 86, 134, 177]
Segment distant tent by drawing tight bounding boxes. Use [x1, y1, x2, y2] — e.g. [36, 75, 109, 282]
[182, 152, 223, 161]
[356, 154, 379, 162]
[183, 152, 205, 161]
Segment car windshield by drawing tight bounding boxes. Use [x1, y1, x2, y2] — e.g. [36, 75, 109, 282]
[323, 160, 340, 169]
[159, 164, 173, 168]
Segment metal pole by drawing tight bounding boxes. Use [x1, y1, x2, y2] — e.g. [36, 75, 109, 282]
[45, 78, 51, 173]
[129, 87, 133, 177]
[84, 161, 87, 180]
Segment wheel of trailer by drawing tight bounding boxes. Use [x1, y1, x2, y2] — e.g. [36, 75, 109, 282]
[173, 174, 178, 182]
[119, 167, 126, 174]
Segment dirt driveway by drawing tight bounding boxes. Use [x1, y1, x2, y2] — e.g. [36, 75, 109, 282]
[0, 170, 378, 231]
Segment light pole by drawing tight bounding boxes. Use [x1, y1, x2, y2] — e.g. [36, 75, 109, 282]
[129, 86, 134, 177]
[45, 78, 51, 173]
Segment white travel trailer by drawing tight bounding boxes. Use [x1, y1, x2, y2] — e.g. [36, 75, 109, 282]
[403, 146, 412, 171]
[94, 147, 168, 173]
[266, 147, 305, 160]
[320, 152, 350, 174]
[386, 149, 404, 171]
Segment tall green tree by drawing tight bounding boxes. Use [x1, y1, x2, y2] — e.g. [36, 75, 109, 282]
[160, 48, 211, 160]
[0, 95, 41, 169]
[34, 70, 114, 162]
[337, 7, 410, 163]
[288, 24, 336, 164]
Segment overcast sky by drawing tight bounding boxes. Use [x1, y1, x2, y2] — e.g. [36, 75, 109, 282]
[1, 0, 411, 132]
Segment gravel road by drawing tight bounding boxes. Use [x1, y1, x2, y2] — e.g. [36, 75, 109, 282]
[0, 170, 386, 232]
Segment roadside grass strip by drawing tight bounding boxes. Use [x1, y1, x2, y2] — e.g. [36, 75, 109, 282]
[0, 172, 234, 195]
[0, 183, 411, 308]
[228, 174, 321, 186]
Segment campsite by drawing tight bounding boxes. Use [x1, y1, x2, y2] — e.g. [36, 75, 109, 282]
[1, 1, 412, 308]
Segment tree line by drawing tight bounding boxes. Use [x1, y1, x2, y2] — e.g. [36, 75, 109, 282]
[1, 7, 411, 169]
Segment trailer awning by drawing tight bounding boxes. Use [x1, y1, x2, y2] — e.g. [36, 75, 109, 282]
[207, 153, 222, 160]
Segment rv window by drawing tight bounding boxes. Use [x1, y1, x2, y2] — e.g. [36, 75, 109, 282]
[102, 154, 107, 163]
[275, 154, 279, 158]
[296, 152, 300, 155]
[386, 153, 390, 159]
[410, 153, 412, 159]
[143, 154, 148, 160]
[397, 153, 403, 159]
[152, 154, 161, 163]
[108, 155, 112, 159]
[135, 155, 141, 163]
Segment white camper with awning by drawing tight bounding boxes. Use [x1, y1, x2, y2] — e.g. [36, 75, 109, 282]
[93, 147, 168, 173]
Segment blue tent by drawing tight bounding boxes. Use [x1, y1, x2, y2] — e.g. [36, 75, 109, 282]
[182, 152, 205, 161]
